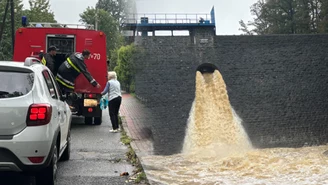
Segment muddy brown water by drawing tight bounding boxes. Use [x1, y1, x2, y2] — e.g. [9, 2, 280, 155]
[142, 70, 328, 185]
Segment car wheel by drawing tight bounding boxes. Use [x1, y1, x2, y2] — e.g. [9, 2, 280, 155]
[84, 117, 93, 125]
[60, 130, 71, 161]
[35, 144, 58, 185]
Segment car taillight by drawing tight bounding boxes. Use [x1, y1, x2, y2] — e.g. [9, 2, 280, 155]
[26, 104, 52, 126]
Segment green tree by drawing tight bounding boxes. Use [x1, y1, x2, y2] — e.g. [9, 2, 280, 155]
[249, 0, 300, 34]
[238, 20, 254, 35]
[0, 0, 24, 60]
[108, 48, 119, 70]
[114, 44, 136, 92]
[25, 0, 56, 23]
[318, 0, 328, 32]
[240, 0, 323, 35]
[0, 0, 57, 60]
[80, 7, 123, 58]
[96, 0, 136, 26]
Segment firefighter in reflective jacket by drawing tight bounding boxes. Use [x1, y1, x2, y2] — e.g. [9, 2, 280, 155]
[41, 45, 58, 75]
[56, 49, 100, 93]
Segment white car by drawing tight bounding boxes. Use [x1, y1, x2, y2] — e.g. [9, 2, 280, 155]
[0, 57, 72, 185]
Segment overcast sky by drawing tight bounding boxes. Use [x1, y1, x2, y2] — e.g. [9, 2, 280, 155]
[22, 0, 257, 35]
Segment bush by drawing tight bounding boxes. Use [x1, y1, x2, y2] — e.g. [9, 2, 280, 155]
[114, 44, 137, 93]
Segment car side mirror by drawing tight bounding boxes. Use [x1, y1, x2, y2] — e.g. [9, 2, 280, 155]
[60, 94, 67, 101]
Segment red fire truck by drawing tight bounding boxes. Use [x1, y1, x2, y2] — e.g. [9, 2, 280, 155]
[13, 22, 108, 125]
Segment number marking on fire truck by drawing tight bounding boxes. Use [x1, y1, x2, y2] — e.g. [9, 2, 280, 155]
[89, 53, 101, 60]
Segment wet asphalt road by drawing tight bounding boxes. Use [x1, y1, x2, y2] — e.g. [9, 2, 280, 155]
[0, 110, 135, 185]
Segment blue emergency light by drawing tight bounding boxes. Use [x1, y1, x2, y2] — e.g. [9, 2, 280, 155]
[22, 16, 27, 27]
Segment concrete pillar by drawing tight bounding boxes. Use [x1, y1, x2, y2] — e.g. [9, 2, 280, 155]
[142, 31, 148, 37]
[191, 27, 215, 46]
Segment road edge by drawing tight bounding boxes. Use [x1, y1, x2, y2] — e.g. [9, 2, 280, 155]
[119, 116, 150, 184]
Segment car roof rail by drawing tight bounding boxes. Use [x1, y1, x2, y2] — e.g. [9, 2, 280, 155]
[24, 57, 41, 67]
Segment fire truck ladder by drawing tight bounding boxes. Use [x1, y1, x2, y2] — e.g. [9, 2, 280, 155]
[28, 22, 95, 30]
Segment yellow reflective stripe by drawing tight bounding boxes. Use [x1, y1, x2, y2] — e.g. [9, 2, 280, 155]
[41, 57, 46, 65]
[56, 77, 74, 89]
[67, 58, 81, 73]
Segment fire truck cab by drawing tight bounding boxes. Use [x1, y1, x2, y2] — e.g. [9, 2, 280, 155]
[13, 21, 108, 125]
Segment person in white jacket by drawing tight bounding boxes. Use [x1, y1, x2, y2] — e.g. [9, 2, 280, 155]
[101, 71, 122, 132]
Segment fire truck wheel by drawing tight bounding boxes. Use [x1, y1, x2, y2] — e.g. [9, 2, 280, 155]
[94, 110, 102, 125]
[94, 116, 102, 125]
[84, 117, 93, 125]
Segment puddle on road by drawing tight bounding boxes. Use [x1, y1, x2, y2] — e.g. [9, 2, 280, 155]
[142, 70, 328, 185]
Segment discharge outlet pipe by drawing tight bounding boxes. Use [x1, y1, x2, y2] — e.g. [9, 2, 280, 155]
[196, 63, 218, 74]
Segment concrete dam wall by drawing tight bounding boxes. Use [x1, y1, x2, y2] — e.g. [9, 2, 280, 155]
[132, 30, 328, 155]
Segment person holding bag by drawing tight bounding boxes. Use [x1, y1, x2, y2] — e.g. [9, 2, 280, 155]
[101, 71, 122, 133]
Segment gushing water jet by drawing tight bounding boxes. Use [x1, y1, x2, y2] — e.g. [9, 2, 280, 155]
[183, 64, 252, 158]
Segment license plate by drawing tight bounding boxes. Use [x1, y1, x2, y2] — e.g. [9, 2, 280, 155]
[84, 99, 98, 107]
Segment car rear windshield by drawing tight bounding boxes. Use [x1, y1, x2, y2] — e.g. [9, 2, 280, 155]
[0, 71, 34, 98]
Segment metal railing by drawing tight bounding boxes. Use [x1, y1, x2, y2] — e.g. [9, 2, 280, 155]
[123, 13, 214, 24]
[28, 22, 95, 30]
